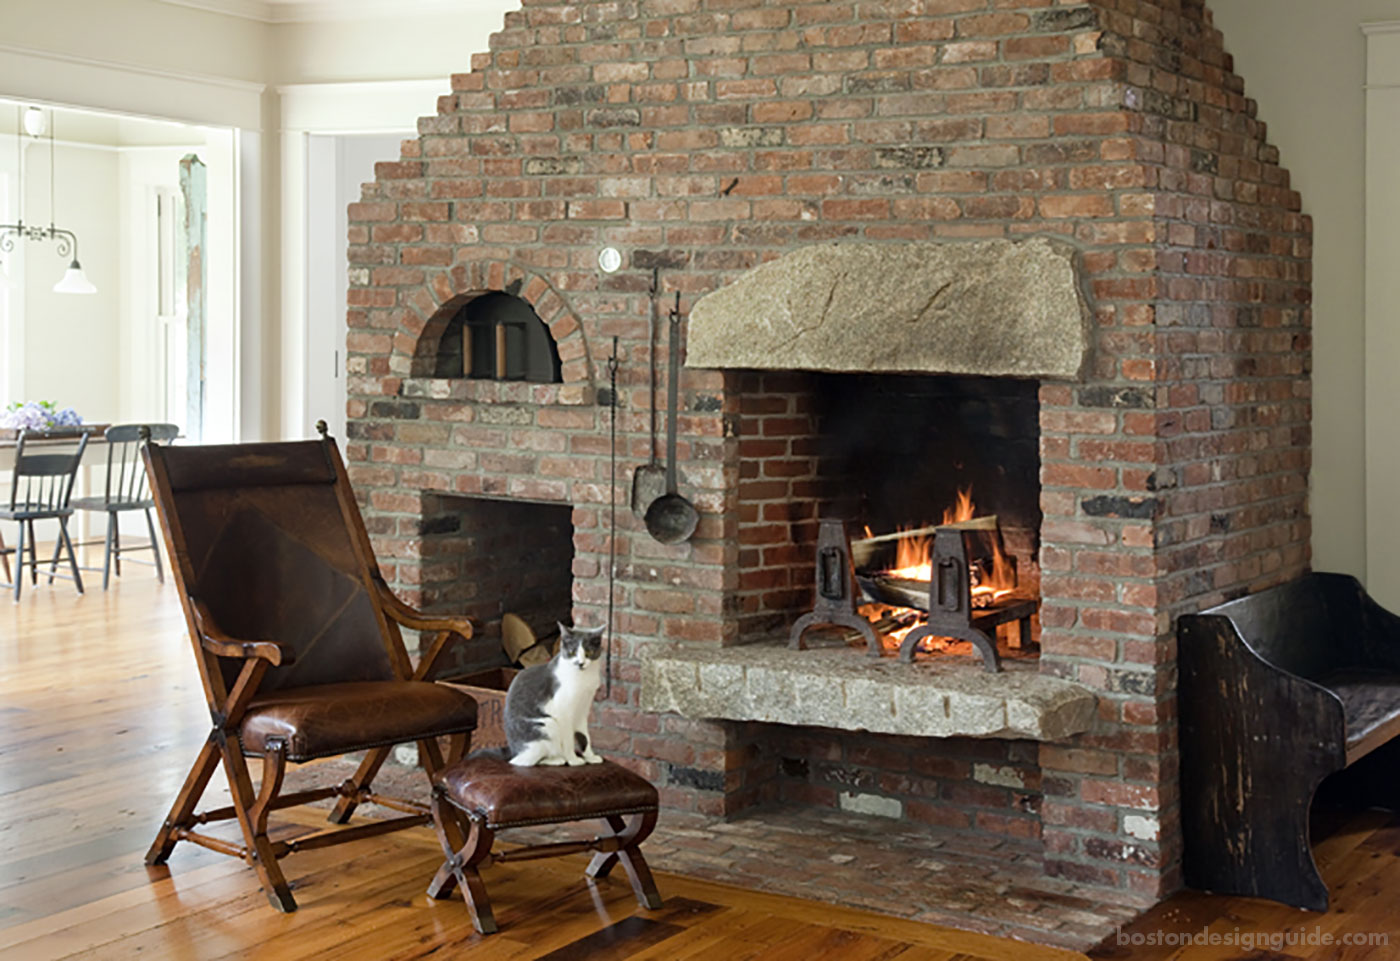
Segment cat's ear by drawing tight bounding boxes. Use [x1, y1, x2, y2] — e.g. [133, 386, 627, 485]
[557, 621, 570, 639]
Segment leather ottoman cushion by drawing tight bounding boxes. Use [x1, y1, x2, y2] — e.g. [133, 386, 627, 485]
[436, 755, 659, 829]
[240, 680, 478, 761]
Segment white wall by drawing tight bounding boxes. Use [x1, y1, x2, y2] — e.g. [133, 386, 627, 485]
[1364, 24, 1400, 606]
[1210, 0, 1400, 593]
[1, 0, 516, 446]
[21, 139, 120, 421]
[0, 137, 21, 406]
[271, 4, 516, 85]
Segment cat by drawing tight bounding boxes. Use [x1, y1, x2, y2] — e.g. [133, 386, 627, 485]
[503, 623, 606, 767]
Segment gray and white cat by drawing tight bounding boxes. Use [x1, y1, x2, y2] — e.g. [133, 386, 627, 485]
[504, 623, 605, 767]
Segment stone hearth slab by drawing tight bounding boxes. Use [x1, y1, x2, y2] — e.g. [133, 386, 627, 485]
[640, 642, 1096, 741]
[686, 238, 1090, 379]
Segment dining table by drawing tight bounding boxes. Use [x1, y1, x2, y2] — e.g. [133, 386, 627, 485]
[0, 424, 111, 468]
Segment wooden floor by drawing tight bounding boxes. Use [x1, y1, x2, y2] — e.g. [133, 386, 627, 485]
[2, 570, 1397, 960]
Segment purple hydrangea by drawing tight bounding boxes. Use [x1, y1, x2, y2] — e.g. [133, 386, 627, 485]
[1, 401, 84, 431]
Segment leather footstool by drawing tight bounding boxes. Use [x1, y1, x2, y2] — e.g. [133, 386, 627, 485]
[426, 755, 662, 934]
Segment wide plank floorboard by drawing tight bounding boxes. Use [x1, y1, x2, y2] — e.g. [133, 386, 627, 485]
[3, 574, 1398, 960]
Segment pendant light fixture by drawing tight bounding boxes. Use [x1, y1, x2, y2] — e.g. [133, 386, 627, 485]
[0, 104, 96, 295]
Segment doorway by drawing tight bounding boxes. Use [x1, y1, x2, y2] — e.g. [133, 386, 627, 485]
[305, 132, 407, 442]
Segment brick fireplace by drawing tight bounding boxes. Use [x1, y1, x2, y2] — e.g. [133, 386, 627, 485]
[343, 0, 1311, 924]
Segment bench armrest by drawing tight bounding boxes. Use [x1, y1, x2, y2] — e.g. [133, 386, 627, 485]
[192, 600, 296, 667]
[1359, 588, 1400, 671]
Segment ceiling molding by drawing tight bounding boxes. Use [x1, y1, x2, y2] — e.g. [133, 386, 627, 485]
[157, 0, 272, 21]
[0, 42, 265, 130]
[158, 0, 476, 24]
[0, 42, 266, 96]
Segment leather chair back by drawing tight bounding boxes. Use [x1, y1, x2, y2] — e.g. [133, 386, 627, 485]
[147, 439, 397, 692]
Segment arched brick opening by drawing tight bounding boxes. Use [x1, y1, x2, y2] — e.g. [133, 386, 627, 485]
[405, 261, 591, 384]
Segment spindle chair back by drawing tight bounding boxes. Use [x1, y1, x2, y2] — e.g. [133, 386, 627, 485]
[1, 430, 89, 599]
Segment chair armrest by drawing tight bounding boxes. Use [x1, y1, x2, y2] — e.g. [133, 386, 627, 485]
[372, 576, 475, 680]
[373, 577, 475, 639]
[192, 600, 296, 667]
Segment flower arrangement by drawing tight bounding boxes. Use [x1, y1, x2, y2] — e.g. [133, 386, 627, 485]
[1, 401, 85, 432]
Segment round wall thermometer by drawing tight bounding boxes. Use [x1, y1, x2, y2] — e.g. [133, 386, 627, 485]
[598, 247, 623, 273]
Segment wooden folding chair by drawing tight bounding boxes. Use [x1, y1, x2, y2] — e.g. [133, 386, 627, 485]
[142, 424, 481, 912]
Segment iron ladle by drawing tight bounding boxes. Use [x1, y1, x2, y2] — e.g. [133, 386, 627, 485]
[644, 295, 699, 544]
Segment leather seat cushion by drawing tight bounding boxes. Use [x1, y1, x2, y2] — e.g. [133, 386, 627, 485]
[239, 680, 478, 761]
[436, 755, 658, 829]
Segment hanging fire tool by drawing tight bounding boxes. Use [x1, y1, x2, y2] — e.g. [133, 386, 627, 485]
[605, 337, 619, 698]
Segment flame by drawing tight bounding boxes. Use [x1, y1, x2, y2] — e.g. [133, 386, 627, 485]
[882, 488, 1015, 605]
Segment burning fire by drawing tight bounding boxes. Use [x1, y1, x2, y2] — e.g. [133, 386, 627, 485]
[882, 488, 1016, 606]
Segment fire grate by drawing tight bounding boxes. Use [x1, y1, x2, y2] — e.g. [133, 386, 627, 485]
[790, 516, 1038, 673]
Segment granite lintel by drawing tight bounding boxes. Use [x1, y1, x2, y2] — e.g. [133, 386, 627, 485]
[686, 237, 1091, 380]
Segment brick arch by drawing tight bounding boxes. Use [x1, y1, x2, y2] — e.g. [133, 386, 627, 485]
[403, 260, 589, 383]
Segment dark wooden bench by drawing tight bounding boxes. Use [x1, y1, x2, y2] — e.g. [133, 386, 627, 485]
[1178, 573, 1400, 910]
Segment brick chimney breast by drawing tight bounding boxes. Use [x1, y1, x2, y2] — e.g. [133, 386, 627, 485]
[346, 0, 1313, 915]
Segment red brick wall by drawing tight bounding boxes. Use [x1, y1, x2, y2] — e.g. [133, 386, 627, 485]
[344, 0, 1311, 903]
[738, 725, 1043, 840]
[1030, 0, 1311, 900]
[736, 371, 820, 640]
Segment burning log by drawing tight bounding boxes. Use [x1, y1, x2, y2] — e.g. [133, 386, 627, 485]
[850, 498, 1037, 673]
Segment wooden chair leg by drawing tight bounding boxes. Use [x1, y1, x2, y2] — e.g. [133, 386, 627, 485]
[418, 736, 447, 776]
[103, 512, 117, 589]
[58, 518, 83, 594]
[328, 745, 391, 824]
[112, 520, 122, 577]
[247, 742, 295, 913]
[12, 521, 23, 600]
[427, 791, 469, 899]
[144, 508, 164, 584]
[0, 526, 9, 583]
[220, 737, 297, 913]
[47, 530, 62, 583]
[147, 736, 222, 865]
[586, 811, 661, 910]
[26, 520, 38, 586]
[428, 792, 497, 934]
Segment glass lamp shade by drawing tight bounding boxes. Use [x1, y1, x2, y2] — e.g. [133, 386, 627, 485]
[53, 260, 96, 295]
